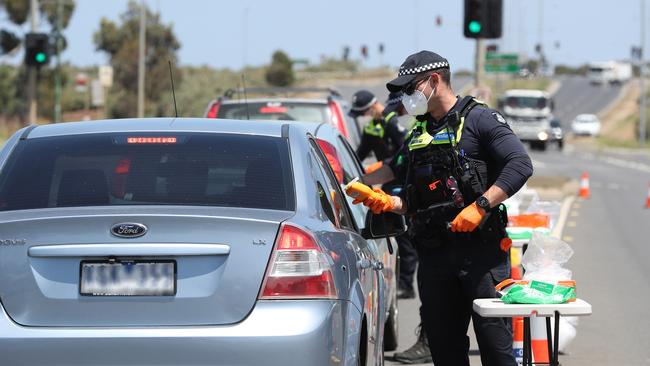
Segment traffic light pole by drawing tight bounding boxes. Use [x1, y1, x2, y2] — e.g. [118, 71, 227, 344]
[640, 0, 647, 146]
[475, 38, 485, 88]
[27, 0, 39, 125]
[54, 0, 63, 123]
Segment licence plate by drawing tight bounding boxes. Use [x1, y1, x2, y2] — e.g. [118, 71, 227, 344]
[80, 260, 176, 296]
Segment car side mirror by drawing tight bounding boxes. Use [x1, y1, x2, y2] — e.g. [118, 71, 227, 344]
[361, 211, 407, 239]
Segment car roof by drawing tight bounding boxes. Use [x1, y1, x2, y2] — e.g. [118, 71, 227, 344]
[25, 118, 307, 139]
[218, 98, 332, 105]
[504, 89, 550, 98]
[575, 114, 598, 120]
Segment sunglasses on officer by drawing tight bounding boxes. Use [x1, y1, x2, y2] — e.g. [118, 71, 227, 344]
[404, 74, 433, 96]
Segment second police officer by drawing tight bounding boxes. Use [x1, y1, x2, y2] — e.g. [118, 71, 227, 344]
[353, 50, 533, 366]
[349, 90, 406, 164]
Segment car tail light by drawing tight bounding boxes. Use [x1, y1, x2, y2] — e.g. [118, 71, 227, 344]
[259, 223, 337, 299]
[206, 101, 221, 118]
[316, 138, 344, 184]
[328, 100, 349, 138]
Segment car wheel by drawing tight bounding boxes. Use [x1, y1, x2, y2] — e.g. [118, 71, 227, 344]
[538, 141, 547, 151]
[557, 139, 564, 150]
[383, 299, 399, 351]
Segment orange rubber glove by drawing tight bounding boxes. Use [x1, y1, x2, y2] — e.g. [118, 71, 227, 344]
[364, 188, 394, 214]
[365, 161, 384, 174]
[450, 202, 486, 232]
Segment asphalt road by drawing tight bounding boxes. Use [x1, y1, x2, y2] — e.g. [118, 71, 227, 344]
[551, 75, 624, 127]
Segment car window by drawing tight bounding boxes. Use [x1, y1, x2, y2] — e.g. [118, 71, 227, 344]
[334, 136, 369, 229]
[309, 139, 355, 231]
[218, 102, 328, 123]
[0, 133, 295, 211]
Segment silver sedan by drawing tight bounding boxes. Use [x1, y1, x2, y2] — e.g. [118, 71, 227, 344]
[0, 118, 402, 365]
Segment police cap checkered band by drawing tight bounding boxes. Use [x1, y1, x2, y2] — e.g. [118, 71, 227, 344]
[397, 61, 449, 76]
[386, 50, 450, 93]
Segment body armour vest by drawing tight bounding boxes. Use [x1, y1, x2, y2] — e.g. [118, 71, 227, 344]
[405, 96, 489, 220]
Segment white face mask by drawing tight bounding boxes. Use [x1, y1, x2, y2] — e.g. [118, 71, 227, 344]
[402, 77, 435, 116]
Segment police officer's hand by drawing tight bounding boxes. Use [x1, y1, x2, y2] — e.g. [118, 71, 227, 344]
[364, 188, 394, 214]
[450, 202, 485, 232]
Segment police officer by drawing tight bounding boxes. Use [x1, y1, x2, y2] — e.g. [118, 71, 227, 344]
[349, 90, 406, 163]
[354, 51, 533, 366]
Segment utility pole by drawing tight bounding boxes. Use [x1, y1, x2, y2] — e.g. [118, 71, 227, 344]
[137, 0, 146, 118]
[54, 0, 63, 123]
[475, 39, 485, 88]
[640, 0, 647, 146]
[27, 0, 39, 124]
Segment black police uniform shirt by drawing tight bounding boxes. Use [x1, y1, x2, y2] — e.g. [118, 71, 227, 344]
[389, 96, 533, 199]
[355, 110, 406, 162]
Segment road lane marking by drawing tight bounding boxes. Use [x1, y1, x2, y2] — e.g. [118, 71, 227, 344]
[601, 156, 650, 173]
[567, 221, 577, 227]
[552, 196, 575, 239]
[563, 236, 574, 242]
[570, 211, 579, 217]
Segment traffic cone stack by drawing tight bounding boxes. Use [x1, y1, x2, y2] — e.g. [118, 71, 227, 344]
[512, 317, 524, 364]
[645, 182, 650, 209]
[579, 171, 590, 198]
[531, 318, 550, 364]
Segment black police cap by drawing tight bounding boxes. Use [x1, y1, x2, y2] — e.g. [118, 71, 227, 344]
[349, 90, 377, 117]
[386, 51, 450, 93]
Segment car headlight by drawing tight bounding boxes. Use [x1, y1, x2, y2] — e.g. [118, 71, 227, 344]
[537, 131, 549, 141]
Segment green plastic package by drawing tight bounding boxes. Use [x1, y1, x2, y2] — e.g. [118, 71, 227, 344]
[501, 281, 576, 304]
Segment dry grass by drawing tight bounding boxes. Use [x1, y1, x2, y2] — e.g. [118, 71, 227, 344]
[597, 80, 649, 148]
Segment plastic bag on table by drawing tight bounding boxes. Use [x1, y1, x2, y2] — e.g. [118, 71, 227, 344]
[522, 231, 574, 282]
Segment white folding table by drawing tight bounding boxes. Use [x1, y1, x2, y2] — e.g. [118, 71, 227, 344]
[473, 298, 592, 366]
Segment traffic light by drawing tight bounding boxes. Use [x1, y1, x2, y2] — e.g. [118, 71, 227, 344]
[24, 32, 50, 68]
[0, 30, 21, 55]
[463, 0, 502, 39]
[361, 45, 368, 59]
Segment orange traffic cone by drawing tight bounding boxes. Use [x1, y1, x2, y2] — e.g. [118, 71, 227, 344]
[531, 317, 550, 364]
[645, 183, 650, 209]
[579, 171, 590, 198]
[512, 317, 524, 364]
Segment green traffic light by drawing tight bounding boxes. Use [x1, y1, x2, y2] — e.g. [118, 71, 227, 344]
[35, 52, 46, 63]
[468, 20, 482, 34]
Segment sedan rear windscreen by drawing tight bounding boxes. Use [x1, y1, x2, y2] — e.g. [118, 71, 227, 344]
[218, 102, 328, 123]
[0, 133, 294, 211]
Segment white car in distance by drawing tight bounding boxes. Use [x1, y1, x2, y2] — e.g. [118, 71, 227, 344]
[571, 114, 601, 137]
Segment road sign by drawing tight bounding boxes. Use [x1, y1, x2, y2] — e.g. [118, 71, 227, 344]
[485, 52, 519, 73]
[99, 65, 113, 88]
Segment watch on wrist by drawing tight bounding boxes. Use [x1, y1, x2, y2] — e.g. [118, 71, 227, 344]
[476, 196, 491, 212]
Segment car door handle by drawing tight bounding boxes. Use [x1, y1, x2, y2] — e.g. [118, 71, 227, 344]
[371, 260, 384, 271]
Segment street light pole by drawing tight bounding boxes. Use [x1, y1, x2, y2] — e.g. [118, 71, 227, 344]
[27, 0, 39, 125]
[137, 0, 146, 118]
[640, 0, 647, 146]
[54, 0, 63, 123]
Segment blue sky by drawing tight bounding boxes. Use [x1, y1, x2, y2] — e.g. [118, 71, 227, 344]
[2, 0, 648, 71]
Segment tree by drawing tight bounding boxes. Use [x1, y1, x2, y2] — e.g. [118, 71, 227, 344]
[265, 50, 294, 87]
[93, 1, 180, 118]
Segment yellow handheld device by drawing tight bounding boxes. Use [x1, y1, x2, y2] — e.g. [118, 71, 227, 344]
[344, 177, 376, 201]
